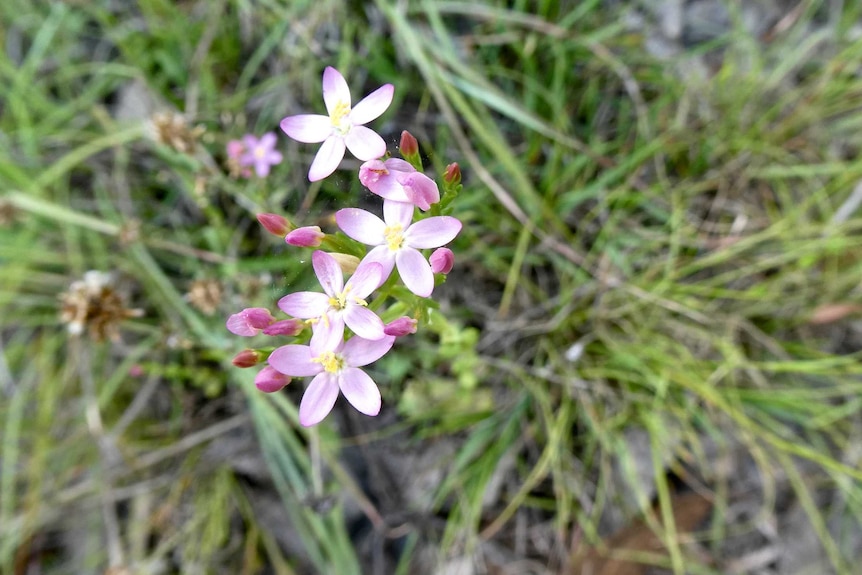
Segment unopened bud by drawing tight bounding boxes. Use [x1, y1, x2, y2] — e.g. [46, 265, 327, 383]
[257, 213, 291, 237]
[430, 248, 455, 274]
[400, 131, 419, 157]
[255, 366, 291, 393]
[285, 226, 324, 247]
[226, 307, 276, 336]
[328, 252, 361, 275]
[443, 163, 461, 186]
[262, 318, 304, 337]
[232, 349, 262, 368]
[384, 317, 418, 337]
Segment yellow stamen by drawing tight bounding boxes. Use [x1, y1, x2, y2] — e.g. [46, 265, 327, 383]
[384, 224, 404, 251]
[313, 351, 343, 373]
[330, 100, 351, 133]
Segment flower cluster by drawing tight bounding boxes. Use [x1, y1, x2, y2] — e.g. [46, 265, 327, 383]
[226, 132, 283, 178]
[227, 67, 463, 427]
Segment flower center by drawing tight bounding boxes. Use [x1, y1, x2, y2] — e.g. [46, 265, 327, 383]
[384, 224, 404, 251]
[313, 351, 344, 374]
[330, 100, 351, 134]
[328, 285, 368, 311]
[254, 146, 266, 159]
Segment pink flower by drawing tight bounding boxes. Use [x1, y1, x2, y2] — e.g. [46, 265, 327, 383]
[384, 317, 417, 337]
[285, 226, 325, 247]
[359, 158, 439, 211]
[336, 201, 462, 297]
[255, 366, 291, 393]
[278, 251, 385, 347]
[280, 66, 394, 182]
[430, 248, 455, 274]
[268, 334, 395, 425]
[240, 133, 283, 177]
[227, 308, 276, 336]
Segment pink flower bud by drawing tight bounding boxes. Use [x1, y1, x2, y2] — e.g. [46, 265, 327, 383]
[444, 162, 461, 186]
[384, 317, 418, 337]
[226, 307, 276, 336]
[285, 226, 324, 247]
[257, 213, 290, 237]
[232, 349, 262, 368]
[430, 248, 455, 274]
[399, 130, 419, 157]
[226, 140, 245, 159]
[255, 366, 291, 393]
[262, 318, 305, 336]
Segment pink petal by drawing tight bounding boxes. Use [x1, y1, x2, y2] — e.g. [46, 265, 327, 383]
[308, 136, 346, 181]
[383, 199, 414, 229]
[255, 366, 291, 393]
[342, 335, 396, 367]
[260, 132, 277, 149]
[265, 150, 283, 164]
[344, 126, 386, 161]
[335, 208, 386, 245]
[299, 373, 340, 426]
[268, 344, 321, 377]
[322, 66, 352, 116]
[253, 159, 271, 177]
[396, 248, 434, 297]
[429, 248, 455, 274]
[345, 261, 383, 298]
[343, 306, 385, 340]
[401, 173, 439, 211]
[312, 251, 344, 297]
[360, 246, 397, 287]
[349, 84, 394, 125]
[405, 216, 462, 249]
[226, 313, 257, 336]
[338, 368, 381, 416]
[310, 316, 345, 352]
[280, 114, 331, 143]
[384, 158, 415, 173]
[278, 291, 329, 318]
[242, 134, 259, 149]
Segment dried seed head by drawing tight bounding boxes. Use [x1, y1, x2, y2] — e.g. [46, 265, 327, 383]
[149, 111, 205, 154]
[186, 278, 224, 316]
[59, 271, 143, 341]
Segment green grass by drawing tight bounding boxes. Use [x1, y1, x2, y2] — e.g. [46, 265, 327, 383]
[3, 0, 862, 573]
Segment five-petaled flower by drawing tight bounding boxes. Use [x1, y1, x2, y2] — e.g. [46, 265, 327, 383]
[359, 158, 440, 211]
[278, 251, 385, 348]
[336, 201, 462, 297]
[268, 334, 395, 426]
[240, 133, 283, 177]
[280, 66, 394, 182]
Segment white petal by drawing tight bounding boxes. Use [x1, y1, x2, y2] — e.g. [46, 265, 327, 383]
[280, 114, 331, 143]
[349, 84, 394, 125]
[308, 137, 346, 181]
[344, 126, 386, 161]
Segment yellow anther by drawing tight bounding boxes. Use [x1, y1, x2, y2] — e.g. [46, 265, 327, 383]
[384, 224, 404, 251]
[330, 100, 351, 133]
[313, 351, 343, 373]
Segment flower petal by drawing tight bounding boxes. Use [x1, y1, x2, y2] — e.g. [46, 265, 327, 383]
[349, 84, 394, 125]
[344, 126, 386, 161]
[401, 173, 440, 211]
[342, 335, 395, 367]
[299, 373, 340, 426]
[278, 291, 329, 318]
[338, 368, 381, 416]
[383, 199, 414, 229]
[336, 208, 386, 245]
[312, 251, 344, 297]
[280, 114, 331, 143]
[260, 132, 277, 149]
[360, 245, 397, 287]
[310, 315, 345, 352]
[344, 305, 385, 340]
[308, 136, 346, 181]
[322, 66, 351, 114]
[268, 344, 321, 377]
[345, 261, 382, 298]
[404, 216, 462, 249]
[396, 248, 434, 297]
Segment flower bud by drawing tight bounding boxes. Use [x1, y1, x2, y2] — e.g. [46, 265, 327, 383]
[285, 226, 324, 247]
[262, 318, 304, 337]
[255, 366, 291, 393]
[384, 317, 418, 337]
[443, 163, 461, 186]
[257, 213, 291, 237]
[232, 349, 262, 368]
[226, 140, 245, 159]
[226, 307, 276, 336]
[430, 248, 455, 274]
[400, 130, 419, 157]
[327, 252, 361, 275]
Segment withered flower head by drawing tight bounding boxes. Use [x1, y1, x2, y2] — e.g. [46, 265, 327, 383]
[59, 271, 143, 341]
[149, 111, 205, 154]
[186, 278, 224, 316]
[0, 199, 19, 226]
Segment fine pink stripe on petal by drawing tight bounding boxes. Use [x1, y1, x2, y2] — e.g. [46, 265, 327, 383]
[383, 199, 414, 229]
[308, 136, 346, 182]
[344, 126, 386, 161]
[361, 245, 396, 287]
[346, 261, 382, 298]
[278, 291, 329, 318]
[268, 345, 321, 377]
[405, 216, 462, 249]
[338, 368, 381, 416]
[344, 306, 385, 340]
[342, 335, 395, 367]
[322, 66, 351, 115]
[280, 114, 331, 143]
[299, 373, 340, 426]
[335, 208, 386, 245]
[349, 84, 394, 125]
[312, 251, 344, 296]
[396, 248, 434, 297]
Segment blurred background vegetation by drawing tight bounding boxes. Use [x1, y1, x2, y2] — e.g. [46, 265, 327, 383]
[4, 0, 862, 573]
